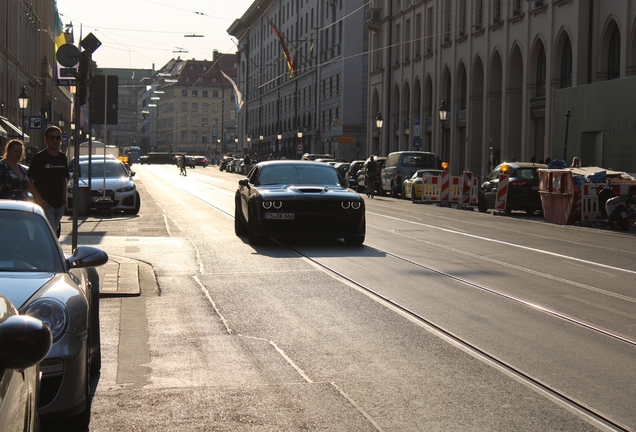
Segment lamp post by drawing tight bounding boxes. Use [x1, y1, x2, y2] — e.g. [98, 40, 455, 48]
[247, 135, 251, 154]
[296, 128, 303, 158]
[438, 100, 448, 165]
[375, 112, 383, 155]
[563, 110, 571, 161]
[18, 86, 29, 142]
[277, 131, 282, 157]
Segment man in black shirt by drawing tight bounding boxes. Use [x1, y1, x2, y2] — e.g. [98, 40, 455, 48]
[28, 126, 69, 236]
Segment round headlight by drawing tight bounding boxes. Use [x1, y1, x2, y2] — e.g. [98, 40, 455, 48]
[24, 299, 67, 341]
[273, 201, 283, 209]
[262, 201, 272, 209]
[351, 202, 361, 210]
[341, 202, 351, 209]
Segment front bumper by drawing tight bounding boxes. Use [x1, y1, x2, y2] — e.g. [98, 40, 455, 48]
[39, 332, 89, 419]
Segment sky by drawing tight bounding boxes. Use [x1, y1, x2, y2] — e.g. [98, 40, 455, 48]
[55, 0, 255, 70]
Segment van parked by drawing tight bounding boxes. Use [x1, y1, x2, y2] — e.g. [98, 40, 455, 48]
[380, 151, 437, 197]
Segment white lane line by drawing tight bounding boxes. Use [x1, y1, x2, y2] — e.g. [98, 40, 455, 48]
[368, 212, 636, 275]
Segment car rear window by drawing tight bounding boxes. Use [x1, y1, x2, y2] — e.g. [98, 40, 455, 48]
[516, 168, 539, 180]
[402, 154, 437, 168]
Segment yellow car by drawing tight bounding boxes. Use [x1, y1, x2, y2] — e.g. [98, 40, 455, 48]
[402, 169, 444, 201]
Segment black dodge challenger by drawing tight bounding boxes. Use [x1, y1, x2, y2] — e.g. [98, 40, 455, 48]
[234, 160, 366, 245]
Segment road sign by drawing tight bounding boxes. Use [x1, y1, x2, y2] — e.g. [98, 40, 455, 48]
[413, 116, 421, 137]
[296, 143, 304, 151]
[29, 115, 43, 130]
[56, 79, 77, 86]
[413, 138, 422, 148]
[62, 132, 70, 141]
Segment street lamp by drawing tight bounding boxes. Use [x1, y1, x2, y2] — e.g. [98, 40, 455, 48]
[563, 110, 571, 161]
[375, 112, 383, 154]
[18, 86, 29, 142]
[59, 114, 65, 128]
[438, 100, 448, 165]
[296, 128, 303, 159]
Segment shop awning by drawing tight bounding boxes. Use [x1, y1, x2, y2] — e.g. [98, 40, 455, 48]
[0, 117, 29, 143]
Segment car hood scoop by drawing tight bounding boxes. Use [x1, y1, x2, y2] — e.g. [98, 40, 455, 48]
[286, 185, 329, 193]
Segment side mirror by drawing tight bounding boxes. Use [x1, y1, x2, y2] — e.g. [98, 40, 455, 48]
[67, 246, 109, 268]
[0, 314, 52, 370]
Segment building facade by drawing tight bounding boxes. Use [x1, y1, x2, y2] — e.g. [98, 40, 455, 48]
[1, 0, 72, 151]
[368, 0, 636, 176]
[228, 0, 369, 161]
[92, 68, 154, 152]
[147, 53, 239, 159]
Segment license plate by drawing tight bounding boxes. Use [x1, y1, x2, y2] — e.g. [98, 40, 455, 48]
[265, 212, 294, 220]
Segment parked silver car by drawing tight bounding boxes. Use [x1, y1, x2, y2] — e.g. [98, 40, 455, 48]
[68, 158, 141, 215]
[0, 201, 108, 429]
[0, 293, 52, 432]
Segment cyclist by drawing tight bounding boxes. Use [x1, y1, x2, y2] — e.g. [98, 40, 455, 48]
[366, 155, 378, 198]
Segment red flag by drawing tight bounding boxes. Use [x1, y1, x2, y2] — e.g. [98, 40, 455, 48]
[268, 19, 295, 78]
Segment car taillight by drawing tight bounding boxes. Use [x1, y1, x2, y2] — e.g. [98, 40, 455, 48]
[396, 170, 402, 180]
[509, 179, 528, 187]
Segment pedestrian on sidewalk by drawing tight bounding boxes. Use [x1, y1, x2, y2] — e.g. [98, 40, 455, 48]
[0, 139, 30, 200]
[27, 126, 69, 236]
[179, 154, 187, 176]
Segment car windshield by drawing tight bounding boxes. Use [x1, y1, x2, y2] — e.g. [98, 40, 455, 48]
[258, 165, 341, 186]
[78, 161, 129, 178]
[0, 211, 61, 272]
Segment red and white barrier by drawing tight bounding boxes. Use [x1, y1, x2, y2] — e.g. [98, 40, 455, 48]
[581, 182, 635, 224]
[495, 173, 509, 212]
[439, 171, 450, 203]
[421, 175, 440, 202]
[419, 171, 479, 208]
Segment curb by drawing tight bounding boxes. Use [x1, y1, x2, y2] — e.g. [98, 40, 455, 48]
[97, 255, 157, 297]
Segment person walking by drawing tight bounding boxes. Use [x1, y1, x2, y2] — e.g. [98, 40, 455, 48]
[366, 155, 378, 198]
[179, 154, 187, 176]
[0, 139, 30, 200]
[27, 126, 69, 236]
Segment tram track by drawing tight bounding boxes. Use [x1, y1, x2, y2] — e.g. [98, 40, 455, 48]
[287, 243, 633, 432]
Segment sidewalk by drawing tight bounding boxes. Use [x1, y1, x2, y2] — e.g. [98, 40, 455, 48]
[96, 255, 156, 297]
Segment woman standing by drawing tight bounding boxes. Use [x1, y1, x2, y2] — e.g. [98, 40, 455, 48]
[0, 139, 30, 200]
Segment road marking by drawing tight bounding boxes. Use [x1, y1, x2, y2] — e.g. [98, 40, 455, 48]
[370, 212, 636, 275]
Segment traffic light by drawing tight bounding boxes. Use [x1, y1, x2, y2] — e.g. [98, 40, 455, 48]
[91, 75, 118, 125]
[77, 51, 90, 106]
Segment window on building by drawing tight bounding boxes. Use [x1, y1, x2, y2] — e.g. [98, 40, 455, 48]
[192, 102, 198, 112]
[181, 117, 188, 127]
[181, 131, 188, 142]
[191, 118, 198, 127]
[230, 109, 236, 120]
[181, 102, 188, 112]
[560, 38, 572, 89]
[608, 26, 621, 80]
[202, 118, 209, 127]
[182, 89, 188, 97]
[202, 90, 208, 97]
[186, 76, 190, 82]
[536, 46, 546, 97]
[213, 90, 219, 98]
[192, 90, 198, 97]
[203, 103, 209, 112]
